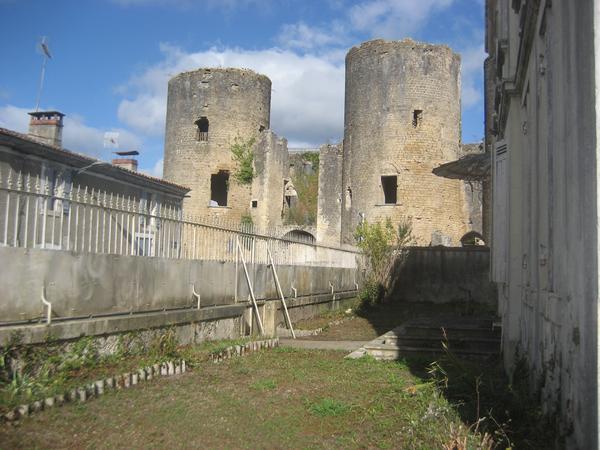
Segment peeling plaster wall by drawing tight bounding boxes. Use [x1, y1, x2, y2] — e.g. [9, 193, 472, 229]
[487, 1, 599, 447]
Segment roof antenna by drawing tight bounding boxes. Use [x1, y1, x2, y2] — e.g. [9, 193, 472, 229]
[35, 36, 52, 112]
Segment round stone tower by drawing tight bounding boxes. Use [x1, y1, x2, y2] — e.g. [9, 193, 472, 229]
[163, 68, 271, 221]
[341, 39, 468, 246]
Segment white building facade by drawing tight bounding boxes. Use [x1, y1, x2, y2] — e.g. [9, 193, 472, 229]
[487, 1, 600, 447]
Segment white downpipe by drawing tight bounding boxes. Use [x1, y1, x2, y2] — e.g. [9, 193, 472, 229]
[291, 284, 298, 299]
[41, 285, 52, 325]
[192, 283, 201, 309]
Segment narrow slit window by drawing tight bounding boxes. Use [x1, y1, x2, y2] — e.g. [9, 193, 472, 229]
[195, 117, 209, 141]
[210, 170, 229, 206]
[412, 110, 423, 128]
[381, 176, 397, 204]
[251, 200, 258, 208]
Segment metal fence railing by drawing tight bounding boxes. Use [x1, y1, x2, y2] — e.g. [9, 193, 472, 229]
[0, 168, 358, 268]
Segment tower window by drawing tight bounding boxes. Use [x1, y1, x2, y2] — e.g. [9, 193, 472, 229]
[251, 200, 258, 208]
[381, 176, 397, 204]
[210, 170, 229, 206]
[412, 110, 423, 128]
[195, 117, 209, 141]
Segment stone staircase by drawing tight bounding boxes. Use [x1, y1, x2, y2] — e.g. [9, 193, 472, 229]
[347, 316, 501, 360]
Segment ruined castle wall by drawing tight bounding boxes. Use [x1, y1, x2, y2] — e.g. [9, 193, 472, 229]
[316, 143, 343, 245]
[251, 130, 288, 229]
[459, 143, 484, 239]
[163, 68, 271, 223]
[341, 39, 468, 246]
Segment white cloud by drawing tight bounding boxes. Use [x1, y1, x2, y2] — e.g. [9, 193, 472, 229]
[349, 0, 455, 38]
[458, 43, 485, 108]
[0, 104, 142, 160]
[141, 157, 163, 178]
[277, 21, 348, 50]
[109, 0, 269, 10]
[116, 44, 345, 146]
[0, 104, 30, 132]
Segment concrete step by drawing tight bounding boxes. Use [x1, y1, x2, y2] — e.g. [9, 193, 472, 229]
[403, 324, 501, 340]
[347, 318, 502, 361]
[378, 335, 500, 352]
[362, 343, 498, 360]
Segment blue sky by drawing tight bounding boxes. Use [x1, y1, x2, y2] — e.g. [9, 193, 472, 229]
[0, 0, 486, 177]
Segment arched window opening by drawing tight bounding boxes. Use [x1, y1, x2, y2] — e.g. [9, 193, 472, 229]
[460, 231, 485, 247]
[195, 117, 209, 141]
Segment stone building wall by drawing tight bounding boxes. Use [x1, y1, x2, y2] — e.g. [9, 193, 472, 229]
[459, 143, 484, 239]
[251, 130, 288, 228]
[341, 39, 469, 246]
[163, 68, 271, 223]
[316, 143, 343, 245]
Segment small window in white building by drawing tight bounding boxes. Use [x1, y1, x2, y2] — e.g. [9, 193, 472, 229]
[381, 176, 397, 204]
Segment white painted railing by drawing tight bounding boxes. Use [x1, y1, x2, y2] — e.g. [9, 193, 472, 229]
[0, 168, 358, 268]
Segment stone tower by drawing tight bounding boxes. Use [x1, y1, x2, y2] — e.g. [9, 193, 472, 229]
[163, 68, 272, 222]
[340, 39, 468, 245]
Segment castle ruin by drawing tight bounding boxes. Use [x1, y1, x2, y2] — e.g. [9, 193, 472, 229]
[163, 39, 482, 245]
[163, 68, 289, 230]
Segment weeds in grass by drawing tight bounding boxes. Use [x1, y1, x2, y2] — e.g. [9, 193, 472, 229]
[201, 338, 250, 356]
[0, 327, 190, 411]
[251, 379, 277, 391]
[426, 335, 557, 449]
[272, 346, 300, 354]
[308, 398, 350, 417]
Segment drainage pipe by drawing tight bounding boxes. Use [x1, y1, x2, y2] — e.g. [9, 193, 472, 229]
[41, 286, 52, 325]
[192, 283, 201, 309]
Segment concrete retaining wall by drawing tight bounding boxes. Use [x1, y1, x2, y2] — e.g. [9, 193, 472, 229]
[389, 246, 495, 307]
[0, 246, 358, 346]
[0, 247, 357, 324]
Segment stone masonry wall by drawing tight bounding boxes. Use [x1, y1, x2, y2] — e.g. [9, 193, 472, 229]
[251, 130, 288, 229]
[163, 68, 271, 223]
[341, 39, 469, 246]
[316, 143, 343, 245]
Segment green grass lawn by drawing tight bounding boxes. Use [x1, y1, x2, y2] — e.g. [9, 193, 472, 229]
[1, 348, 493, 449]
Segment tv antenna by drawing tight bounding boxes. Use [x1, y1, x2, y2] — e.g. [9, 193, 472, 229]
[35, 36, 52, 112]
[103, 132, 120, 149]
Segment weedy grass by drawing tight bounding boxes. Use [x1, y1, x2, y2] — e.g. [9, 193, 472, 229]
[308, 398, 350, 416]
[251, 378, 277, 391]
[0, 334, 557, 450]
[0, 331, 253, 413]
[0, 348, 509, 450]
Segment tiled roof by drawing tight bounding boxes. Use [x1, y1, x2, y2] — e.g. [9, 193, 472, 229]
[0, 127, 190, 195]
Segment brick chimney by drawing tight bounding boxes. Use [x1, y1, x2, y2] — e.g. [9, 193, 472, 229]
[111, 158, 138, 172]
[28, 111, 64, 147]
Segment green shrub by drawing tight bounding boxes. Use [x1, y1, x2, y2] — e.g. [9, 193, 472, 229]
[354, 217, 413, 308]
[357, 279, 385, 310]
[231, 137, 256, 184]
